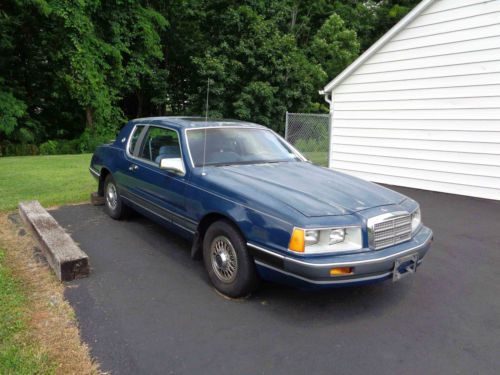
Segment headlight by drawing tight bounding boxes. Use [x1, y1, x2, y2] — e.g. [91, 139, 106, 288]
[329, 228, 346, 244]
[411, 207, 421, 232]
[289, 227, 362, 254]
[304, 230, 319, 245]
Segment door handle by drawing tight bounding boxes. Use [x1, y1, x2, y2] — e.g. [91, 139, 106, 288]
[129, 164, 139, 171]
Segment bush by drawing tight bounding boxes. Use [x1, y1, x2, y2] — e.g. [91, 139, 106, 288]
[58, 139, 80, 155]
[0, 142, 38, 156]
[1, 132, 116, 157]
[76, 132, 114, 153]
[39, 140, 59, 155]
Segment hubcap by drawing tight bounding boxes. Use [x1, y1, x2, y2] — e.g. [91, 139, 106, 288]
[106, 183, 118, 210]
[210, 236, 238, 283]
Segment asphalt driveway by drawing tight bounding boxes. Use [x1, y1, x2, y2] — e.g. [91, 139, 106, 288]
[50, 186, 500, 375]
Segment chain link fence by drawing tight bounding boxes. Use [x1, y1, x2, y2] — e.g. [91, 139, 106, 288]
[285, 112, 330, 167]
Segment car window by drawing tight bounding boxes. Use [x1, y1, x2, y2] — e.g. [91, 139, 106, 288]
[138, 126, 181, 163]
[186, 128, 301, 167]
[128, 125, 144, 155]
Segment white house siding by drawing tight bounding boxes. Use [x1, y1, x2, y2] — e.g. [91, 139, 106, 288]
[328, 0, 500, 200]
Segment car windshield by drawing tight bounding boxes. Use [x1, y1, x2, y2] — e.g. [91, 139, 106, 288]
[186, 128, 302, 167]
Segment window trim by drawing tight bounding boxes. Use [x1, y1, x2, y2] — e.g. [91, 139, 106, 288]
[125, 124, 186, 173]
[126, 124, 147, 157]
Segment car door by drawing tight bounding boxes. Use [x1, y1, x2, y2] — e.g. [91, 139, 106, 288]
[123, 125, 193, 232]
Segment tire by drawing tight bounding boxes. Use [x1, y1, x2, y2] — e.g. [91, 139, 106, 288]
[104, 174, 130, 220]
[203, 220, 259, 298]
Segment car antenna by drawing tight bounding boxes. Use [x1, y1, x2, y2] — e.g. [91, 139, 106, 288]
[202, 78, 211, 176]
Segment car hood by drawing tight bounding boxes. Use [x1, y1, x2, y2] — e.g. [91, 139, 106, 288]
[208, 162, 406, 217]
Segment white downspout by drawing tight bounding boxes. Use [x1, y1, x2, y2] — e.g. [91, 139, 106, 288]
[319, 90, 333, 169]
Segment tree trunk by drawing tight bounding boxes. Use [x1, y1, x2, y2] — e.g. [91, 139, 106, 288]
[86, 107, 94, 130]
[290, 5, 298, 31]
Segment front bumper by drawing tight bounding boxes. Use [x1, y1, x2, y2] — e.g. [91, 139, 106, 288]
[249, 226, 433, 287]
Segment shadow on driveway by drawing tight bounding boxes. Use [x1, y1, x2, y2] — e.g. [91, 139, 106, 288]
[50, 186, 500, 375]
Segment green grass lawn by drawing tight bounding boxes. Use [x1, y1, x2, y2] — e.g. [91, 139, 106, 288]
[0, 154, 95, 212]
[0, 250, 55, 374]
[303, 151, 328, 167]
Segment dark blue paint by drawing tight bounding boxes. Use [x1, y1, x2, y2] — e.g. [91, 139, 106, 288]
[91, 117, 433, 288]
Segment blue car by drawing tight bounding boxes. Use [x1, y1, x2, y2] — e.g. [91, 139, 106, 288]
[90, 117, 433, 297]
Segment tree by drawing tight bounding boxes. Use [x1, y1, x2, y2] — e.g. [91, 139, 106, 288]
[189, 4, 325, 130]
[0, 88, 28, 141]
[0, 0, 167, 143]
[309, 13, 360, 79]
[0, 0, 420, 153]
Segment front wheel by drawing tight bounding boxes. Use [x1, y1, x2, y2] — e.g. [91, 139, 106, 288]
[104, 174, 130, 220]
[203, 220, 259, 298]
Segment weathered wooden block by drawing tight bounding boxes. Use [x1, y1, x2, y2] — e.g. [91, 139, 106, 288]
[18, 201, 90, 281]
[90, 192, 105, 206]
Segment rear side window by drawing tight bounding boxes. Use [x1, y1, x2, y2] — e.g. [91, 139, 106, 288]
[128, 125, 144, 155]
[138, 127, 181, 163]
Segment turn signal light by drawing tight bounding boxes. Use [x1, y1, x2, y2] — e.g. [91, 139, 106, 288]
[330, 267, 353, 276]
[289, 228, 305, 252]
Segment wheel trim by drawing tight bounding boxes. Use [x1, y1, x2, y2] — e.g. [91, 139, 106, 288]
[106, 183, 118, 210]
[210, 235, 238, 283]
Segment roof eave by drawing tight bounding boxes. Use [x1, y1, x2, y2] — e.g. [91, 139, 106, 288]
[322, 0, 436, 93]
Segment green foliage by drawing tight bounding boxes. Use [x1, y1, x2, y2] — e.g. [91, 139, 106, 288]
[309, 13, 360, 79]
[39, 140, 59, 155]
[0, 89, 27, 137]
[38, 132, 113, 156]
[190, 4, 327, 131]
[0, 0, 419, 155]
[0, 142, 39, 157]
[0, 0, 167, 148]
[332, 0, 421, 50]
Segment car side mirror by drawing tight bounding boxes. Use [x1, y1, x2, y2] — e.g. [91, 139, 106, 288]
[159, 157, 186, 176]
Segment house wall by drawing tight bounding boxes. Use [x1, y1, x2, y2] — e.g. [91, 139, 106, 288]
[329, 0, 500, 200]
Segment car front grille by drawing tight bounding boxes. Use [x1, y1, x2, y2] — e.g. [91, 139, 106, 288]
[368, 212, 412, 250]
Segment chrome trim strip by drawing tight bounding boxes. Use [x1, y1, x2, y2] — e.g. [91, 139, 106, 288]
[289, 235, 431, 267]
[247, 243, 285, 259]
[170, 219, 196, 233]
[89, 167, 100, 177]
[121, 195, 196, 234]
[124, 189, 197, 225]
[248, 230, 431, 268]
[125, 123, 146, 158]
[255, 260, 392, 285]
[293, 224, 361, 231]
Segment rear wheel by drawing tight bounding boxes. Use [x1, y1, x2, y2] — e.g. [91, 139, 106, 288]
[104, 174, 130, 220]
[203, 220, 259, 298]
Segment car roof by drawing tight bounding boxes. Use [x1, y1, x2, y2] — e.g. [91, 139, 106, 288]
[129, 116, 267, 130]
